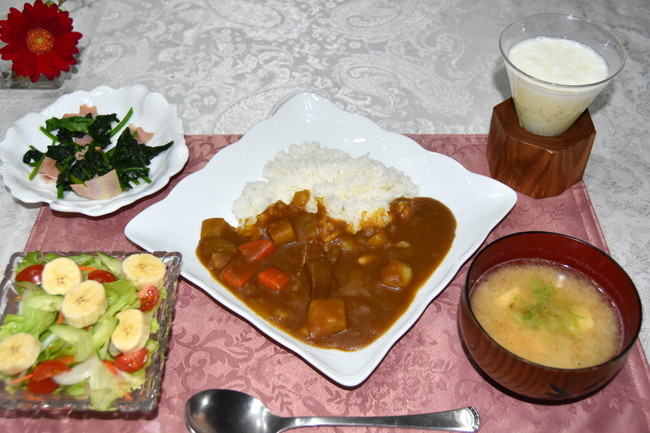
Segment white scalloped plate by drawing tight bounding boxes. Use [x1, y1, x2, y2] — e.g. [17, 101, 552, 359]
[125, 93, 517, 387]
[0, 84, 188, 216]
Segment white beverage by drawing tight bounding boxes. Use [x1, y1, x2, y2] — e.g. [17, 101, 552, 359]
[505, 36, 610, 136]
[510, 37, 609, 85]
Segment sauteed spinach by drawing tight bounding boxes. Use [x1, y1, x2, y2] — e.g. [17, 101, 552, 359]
[22, 108, 173, 199]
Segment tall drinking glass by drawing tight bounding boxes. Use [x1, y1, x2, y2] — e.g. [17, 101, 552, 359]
[500, 14, 625, 136]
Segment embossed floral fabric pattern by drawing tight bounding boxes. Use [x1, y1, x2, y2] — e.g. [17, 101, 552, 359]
[1, 0, 648, 365]
[2, 135, 647, 432]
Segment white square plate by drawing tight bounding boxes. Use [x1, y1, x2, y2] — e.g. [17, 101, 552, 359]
[125, 93, 517, 386]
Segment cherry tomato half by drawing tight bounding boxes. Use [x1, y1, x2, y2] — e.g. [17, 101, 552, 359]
[87, 269, 117, 283]
[16, 264, 45, 285]
[31, 360, 71, 381]
[113, 347, 148, 373]
[137, 286, 160, 312]
[26, 376, 59, 394]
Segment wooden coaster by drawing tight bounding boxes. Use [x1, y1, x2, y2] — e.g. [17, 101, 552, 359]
[487, 98, 596, 199]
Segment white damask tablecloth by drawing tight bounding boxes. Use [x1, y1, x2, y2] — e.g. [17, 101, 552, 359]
[1, 0, 649, 359]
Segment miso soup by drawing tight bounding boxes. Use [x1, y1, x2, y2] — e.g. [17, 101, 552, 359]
[470, 259, 621, 369]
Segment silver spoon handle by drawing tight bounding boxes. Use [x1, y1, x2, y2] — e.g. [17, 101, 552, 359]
[280, 406, 480, 432]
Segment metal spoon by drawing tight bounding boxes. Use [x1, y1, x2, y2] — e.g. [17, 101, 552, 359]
[185, 389, 480, 433]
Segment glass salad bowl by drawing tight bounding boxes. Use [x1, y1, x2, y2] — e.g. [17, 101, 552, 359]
[0, 251, 181, 413]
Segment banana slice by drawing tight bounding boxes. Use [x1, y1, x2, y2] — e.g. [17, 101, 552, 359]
[0, 332, 41, 376]
[61, 280, 109, 328]
[122, 253, 166, 288]
[41, 257, 83, 295]
[111, 309, 151, 353]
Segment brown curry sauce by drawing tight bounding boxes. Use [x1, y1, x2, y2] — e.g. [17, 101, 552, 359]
[196, 191, 456, 351]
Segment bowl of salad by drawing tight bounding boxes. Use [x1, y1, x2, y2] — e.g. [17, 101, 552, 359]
[0, 84, 188, 216]
[0, 250, 181, 412]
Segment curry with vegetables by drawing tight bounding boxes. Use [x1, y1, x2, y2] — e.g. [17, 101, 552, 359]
[196, 190, 456, 351]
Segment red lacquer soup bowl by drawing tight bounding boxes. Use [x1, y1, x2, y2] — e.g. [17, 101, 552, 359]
[458, 231, 641, 402]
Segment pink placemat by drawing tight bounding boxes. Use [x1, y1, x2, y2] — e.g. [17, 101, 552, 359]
[4, 134, 650, 432]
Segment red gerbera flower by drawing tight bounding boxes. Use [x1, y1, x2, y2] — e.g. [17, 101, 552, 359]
[0, 0, 82, 82]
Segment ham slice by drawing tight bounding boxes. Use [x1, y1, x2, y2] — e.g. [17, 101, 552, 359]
[128, 124, 155, 144]
[70, 170, 123, 200]
[63, 105, 98, 118]
[38, 157, 60, 183]
[74, 135, 94, 146]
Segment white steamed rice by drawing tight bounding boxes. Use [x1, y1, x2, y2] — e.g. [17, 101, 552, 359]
[232, 142, 418, 232]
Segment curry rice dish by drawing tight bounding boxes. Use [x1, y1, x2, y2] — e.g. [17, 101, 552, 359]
[197, 143, 456, 351]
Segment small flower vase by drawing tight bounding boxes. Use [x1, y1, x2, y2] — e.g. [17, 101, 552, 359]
[0, 0, 92, 90]
[2, 66, 69, 89]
